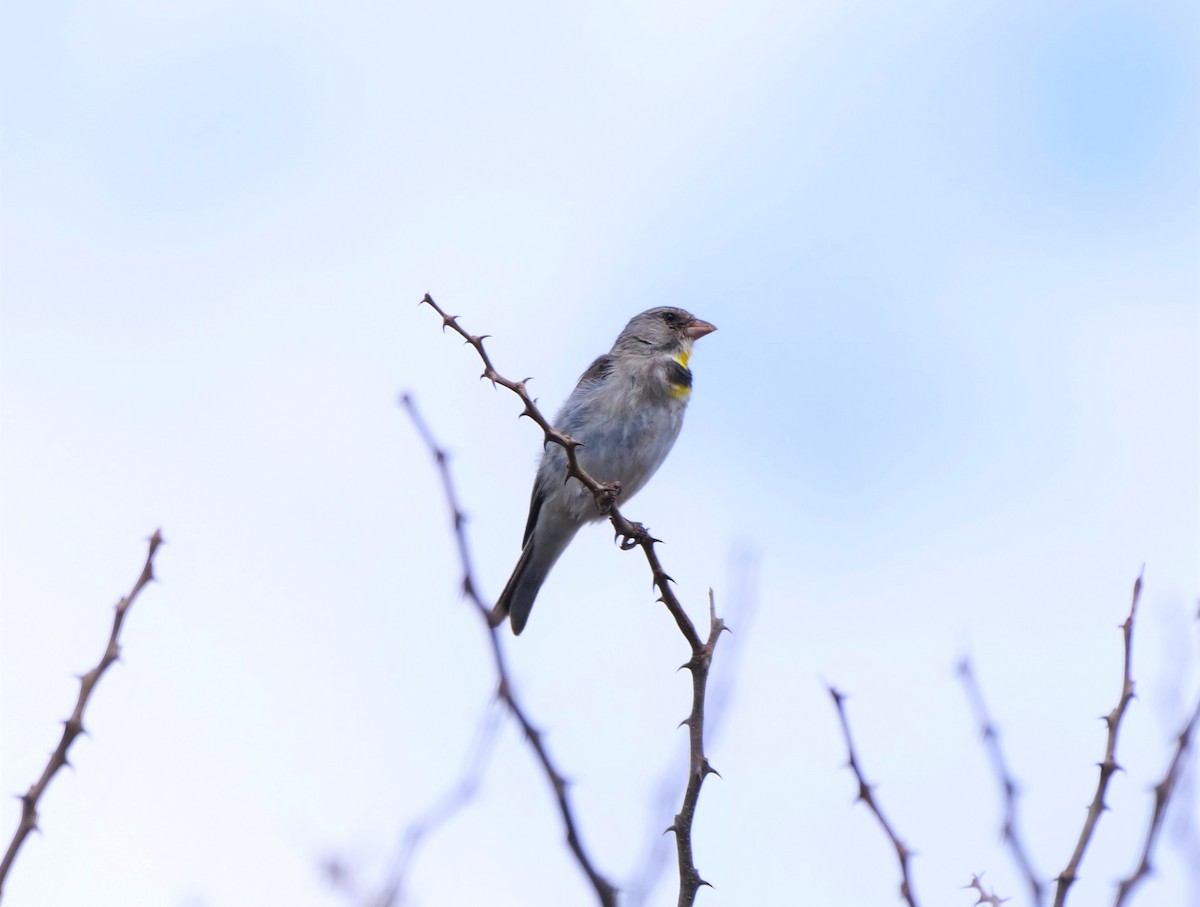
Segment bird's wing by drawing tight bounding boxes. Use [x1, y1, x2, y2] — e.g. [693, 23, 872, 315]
[521, 483, 546, 548]
[518, 353, 613, 547]
[574, 353, 614, 390]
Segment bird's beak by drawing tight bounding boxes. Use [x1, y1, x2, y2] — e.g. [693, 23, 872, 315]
[685, 318, 716, 341]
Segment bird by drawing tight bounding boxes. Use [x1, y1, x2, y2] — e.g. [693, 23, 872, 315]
[490, 307, 716, 634]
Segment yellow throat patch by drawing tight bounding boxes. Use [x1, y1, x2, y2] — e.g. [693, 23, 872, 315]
[670, 346, 693, 399]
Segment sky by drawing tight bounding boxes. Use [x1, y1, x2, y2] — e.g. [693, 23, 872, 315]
[1, 1, 1198, 906]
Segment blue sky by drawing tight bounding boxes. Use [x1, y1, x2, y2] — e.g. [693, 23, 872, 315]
[2, 2, 1198, 906]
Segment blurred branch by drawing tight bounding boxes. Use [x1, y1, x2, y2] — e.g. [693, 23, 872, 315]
[963, 871, 1010, 905]
[1113, 688, 1200, 907]
[1163, 599, 1200, 907]
[377, 705, 503, 906]
[0, 529, 164, 901]
[827, 685, 920, 907]
[419, 294, 726, 905]
[1053, 572, 1143, 907]
[401, 394, 617, 906]
[323, 704, 503, 907]
[957, 659, 1044, 906]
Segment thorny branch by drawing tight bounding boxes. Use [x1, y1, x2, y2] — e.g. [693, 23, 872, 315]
[0, 530, 164, 901]
[1053, 572, 1143, 907]
[827, 686, 920, 907]
[1113, 688, 1200, 907]
[402, 394, 617, 907]
[626, 553, 758, 907]
[836, 573, 1198, 907]
[417, 294, 726, 906]
[957, 659, 1044, 907]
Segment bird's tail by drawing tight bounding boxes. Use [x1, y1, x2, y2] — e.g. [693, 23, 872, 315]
[490, 539, 556, 635]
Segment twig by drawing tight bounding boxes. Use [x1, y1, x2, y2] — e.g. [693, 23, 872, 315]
[963, 871, 1010, 905]
[0, 529, 164, 900]
[957, 659, 1044, 906]
[418, 294, 725, 904]
[1053, 572, 1143, 906]
[401, 394, 618, 906]
[1113, 688, 1200, 907]
[827, 685, 920, 907]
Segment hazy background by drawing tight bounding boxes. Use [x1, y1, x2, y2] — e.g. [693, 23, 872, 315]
[2, 1, 1198, 905]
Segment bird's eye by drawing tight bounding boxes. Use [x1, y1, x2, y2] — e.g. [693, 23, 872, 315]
[662, 311, 679, 326]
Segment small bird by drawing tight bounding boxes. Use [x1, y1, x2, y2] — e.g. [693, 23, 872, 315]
[491, 307, 716, 634]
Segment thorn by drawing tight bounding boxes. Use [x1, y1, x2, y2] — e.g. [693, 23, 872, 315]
[697, 877, 714, 890]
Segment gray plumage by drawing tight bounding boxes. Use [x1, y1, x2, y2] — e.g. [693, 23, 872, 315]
[491, 307, 716, 634]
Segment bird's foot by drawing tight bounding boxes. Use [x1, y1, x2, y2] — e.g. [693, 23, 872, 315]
[616, 521, 653, 550]
[593, 481, 622, 515]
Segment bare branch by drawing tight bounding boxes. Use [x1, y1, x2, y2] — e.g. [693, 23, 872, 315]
[1113, 688, 1200, 907]
[957, 660, 1044, 906]
[0, 530, 165, 899]
[827, 685, 920, 907]
[1054, 572, 1143, 906]
[626, 552, 758, 907]
[418, 294, 725, 902]
[401, 393, 618, 906]
[666, 592, 726, 907]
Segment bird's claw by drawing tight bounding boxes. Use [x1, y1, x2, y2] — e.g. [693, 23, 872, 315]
[593, 481, 622, 515]
[617, 521, 650, 550]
